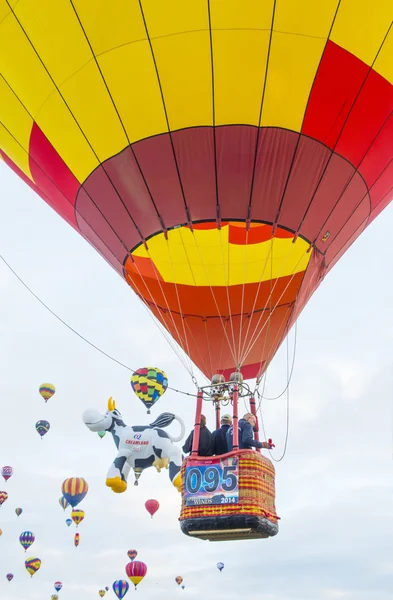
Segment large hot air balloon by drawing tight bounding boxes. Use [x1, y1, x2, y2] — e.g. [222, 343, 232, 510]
[61, 478, 88, 507]
[125, 561, 147, 590]
[0, 491, 8, 507]
[112, 580, 129, 599]
[145, 499, 159, 518]
[59, 496, 69, 511]
[19, 531, 35, 552]
[54, 581, 63, 592]
[0, 3, 391, 383]
[131, 367, 168, 413]
[74, 533, 80, 547]
[1, 466, 13, 482]
[39, 383, 56, 402]
[35, 420, 50, 438]
[15, 507, 22, 517]
[6, 573, 13, 582]
[127, 549, 137, 561]
[25, 557, 41, 578]
[71, 509, 85, 527]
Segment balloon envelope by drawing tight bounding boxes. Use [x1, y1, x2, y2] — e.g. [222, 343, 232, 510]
[125, 561, 147, 589]
[39, 383, 56, 402]
[71, 509, 85, 527]
[51, 596, 59, 600]
[0, 491, 8, 506]
[6, 573, 13, 582]
[15, 508, 22, 517]
[61, 478, 88, 507]
[145, 499, 159, 517]
[127, 549, 137, 561]
[19, 531, 35, 552]
[35, 420, 50, 437]
[54, 581, 62, 592]
[66, 518, 72, 527]
[97, 431, 106, 438]
[98, 591, 106, 598]
[112, 580, 129, 599]
[74, 533, 80, 547]
[175, 576, 183, 585]
[59, 496, 69, 510]
[1, 466, 13, 481]
[217, 562, 224, 572]
[25, 557, 41, 577]
[131, 367, 168, 413]
[0, 5, 392, 381]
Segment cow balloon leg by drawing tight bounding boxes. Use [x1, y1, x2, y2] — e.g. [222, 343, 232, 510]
[166, 446, 183, 491]
[106, 452, 132, 493]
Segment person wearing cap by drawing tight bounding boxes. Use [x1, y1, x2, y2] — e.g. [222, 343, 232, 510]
[182, 414, 213, 456]
[211, 414, 232, 455]
[226, 413, 271, 452]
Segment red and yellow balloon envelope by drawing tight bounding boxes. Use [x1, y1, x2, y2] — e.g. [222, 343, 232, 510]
[61, 478, 88, 507]
[39, 383, 56, 402]
[131, 367, 168, 414]
[25, 557, 41, 578]
[112, 580, 129, 599]
[125, 561, 147, 590]
[1, 466, 13, 481]
[0, 491, 8, 507]
[19, 531, 35, 552]
[0, 4, 392, 381]
[35, 420, 50, 438]
[71, 509, 85, 527]
[145, 499, 159, 518]
[127, 549, 137, 561]
[74, 533, 80, 548]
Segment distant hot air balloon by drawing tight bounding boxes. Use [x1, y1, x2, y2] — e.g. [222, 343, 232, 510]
[66, 518, 72, 527]
[0, 528, 2, 536]
[25, 557, 41, 578]
[98, 591, 106, 598]
[15, 507, 22, 517]
[19, 531, 35, 552]
[97, 431, 106, 439]
[51, 596, 59, 600]
[6, 573, 13, 582]
[175, 576, 183, 585]
[145, 499, 159, 518]
[1, 466, 13, 482]
[54, 581, 62, 592]
[181, 585, 185, 589]
[59, 497, 69, 511]
[125, 561, 147, 590]
[131, 368, 168, 414]
[112, 580, 129, 599]
[74, 533, 80, 548]
[217, 562, 224, 572]
[0, 491, 8, 507]
[61, 478, 88, 507]
[105, 587, 109, 591]
[35, 420, 50, 438]
[39, 383, 56, 402]
[127, 549, 137, 561]
[71, 509, 85, 527]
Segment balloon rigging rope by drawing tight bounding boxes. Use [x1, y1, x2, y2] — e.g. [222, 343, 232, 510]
[0, 252, 198, 398]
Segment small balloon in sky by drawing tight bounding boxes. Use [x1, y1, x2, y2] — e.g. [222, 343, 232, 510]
[1, 466, 13, 482]
[15, 507, 22, 517]
[35, 420, 50, 438]
[0, 491, 8, 507]
[54, 581, 62, 592]
[6, 573, 13, 582]
[39, 383, 56, 402]
[19, 531, 35, 552]
[25, 557, 41, 578]
[145, 499, 159, 517]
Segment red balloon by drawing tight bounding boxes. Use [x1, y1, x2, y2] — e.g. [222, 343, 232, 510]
[125, 561, 147, 589]
[145, 499, 159, 518]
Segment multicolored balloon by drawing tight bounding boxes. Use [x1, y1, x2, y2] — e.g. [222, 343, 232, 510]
[175, 576, 183, 585]
[0, 491, 8, 507]
[19, 531, 35, 552]
[127, 549, 137, 561]
[51, 595, 59, 600]
[145, 499, 159, 518]
[217, 562, 224, 572]
[1, 466, 13, 482]
[97, 431, 106, 439]
[71, 509, 85, 527]
[61, 478, 88, 507]
[6, 573, 13, 582]
[125, 561, 147, 589]
[15, 507, 22, 517]
[54, 581, 62, 592]
[39, 383, 56, 402]
[59, 496, 69, 511]
[66, 518, 72, 527]
[25, 557, 41, 577]
[112, 580, 129, 599]
[35, 420, 50, 438]
[74, 533, 80, 547]
[98, 591, 106, 598]
[131, 367, 168, 414]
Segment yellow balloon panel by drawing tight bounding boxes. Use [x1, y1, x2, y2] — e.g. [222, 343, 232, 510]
[141, 0, 208, 39]
[0, 78, 33, 178]
[374, 28, 393, 85]
[0, 0, 18, 23]
[273, 0, 339, 38]
[331, 0, 393, 71]
[210, 0, 274, 29]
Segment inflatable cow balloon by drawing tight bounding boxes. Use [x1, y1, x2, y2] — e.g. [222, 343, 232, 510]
[82, 397, 184, 492]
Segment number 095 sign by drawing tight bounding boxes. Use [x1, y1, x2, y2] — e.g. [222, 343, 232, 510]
[184, 456, 239, 506]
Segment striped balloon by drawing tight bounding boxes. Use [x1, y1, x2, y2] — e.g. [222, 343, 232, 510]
[19, 531, 35, 552]
[39, 383, 56, 402]
[25, 557, 41, 577]
[112, 580, 129, 599]
[125, 561, 147, 589]
[1, 466, 13, 481]
[54, 581, 62, 592]
[0, 491, 8, 506]
[61, 478, 88, 507]
[71, 509, 85, 527]
[127, 549, 137, 561]
[59, 496, 69, 511]
[131, 367, 168, 414]
[15, 507, 22, 517]
[74, 533, 80, 547]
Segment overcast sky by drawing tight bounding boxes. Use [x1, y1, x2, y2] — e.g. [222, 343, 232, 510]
[0, 161, 392, 600]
